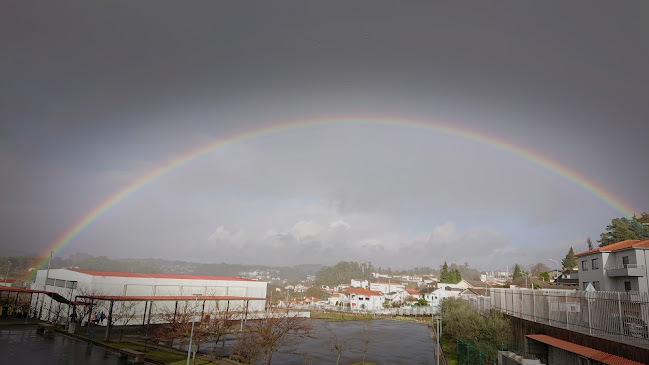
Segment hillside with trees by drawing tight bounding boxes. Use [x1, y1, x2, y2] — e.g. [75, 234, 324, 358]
[314, 261, 375, 287]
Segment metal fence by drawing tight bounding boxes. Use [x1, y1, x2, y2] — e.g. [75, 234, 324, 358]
[466, 288, 649, 346]
[456, 338, 497, 365]
[310, 304, 435, 316]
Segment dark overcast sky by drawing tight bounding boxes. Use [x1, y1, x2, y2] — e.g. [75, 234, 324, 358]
[1, 1, 648, 269]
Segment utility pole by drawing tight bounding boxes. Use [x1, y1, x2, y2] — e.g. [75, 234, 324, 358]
[38, 251, 53, 320]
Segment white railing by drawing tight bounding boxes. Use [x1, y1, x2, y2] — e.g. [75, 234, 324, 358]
[465, 288, 649, 346]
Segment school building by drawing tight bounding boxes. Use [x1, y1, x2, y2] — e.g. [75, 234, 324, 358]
[30, 269, 267, 325]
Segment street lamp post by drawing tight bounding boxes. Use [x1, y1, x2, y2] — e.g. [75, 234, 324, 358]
[548, 259, 559, 283]
[186, 294, 202, 365]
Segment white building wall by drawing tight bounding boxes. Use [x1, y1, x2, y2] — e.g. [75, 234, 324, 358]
[30, 269, 267, 325]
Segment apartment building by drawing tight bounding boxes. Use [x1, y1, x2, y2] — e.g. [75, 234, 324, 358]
[575, 239, 649, 292]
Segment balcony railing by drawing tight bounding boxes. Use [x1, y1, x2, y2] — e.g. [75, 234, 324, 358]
[605, 264, 645, 277]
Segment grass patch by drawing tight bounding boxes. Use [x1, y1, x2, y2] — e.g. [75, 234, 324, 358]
[75, 333, 197, 364]
[168, 359, 212, 365]
[440, 337, 458, 365]
[105, 341, 188, 363]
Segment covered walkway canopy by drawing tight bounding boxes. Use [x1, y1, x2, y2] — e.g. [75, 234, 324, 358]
[73, 294, 267, 341]
[0, 285, 87, 306]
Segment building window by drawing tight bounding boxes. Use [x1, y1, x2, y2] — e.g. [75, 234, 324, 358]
[583, 282, 589, 290]
[46, 278, 55, 286]
[592, 281, 600, 291]
[591, 258, 599, 270]
[622, 256, 630, 267]
[625, 281, 632, 291]
[581, 260, 588, 271]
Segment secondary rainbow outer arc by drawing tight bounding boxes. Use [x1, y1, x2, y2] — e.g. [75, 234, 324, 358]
[26, 117, 636, 276]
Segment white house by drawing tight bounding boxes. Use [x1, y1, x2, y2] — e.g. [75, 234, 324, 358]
[420, 287, 451, 309]
[328, 294, 342, 306]
[350, 279, 369, 289]
[31, 269, 267, 324]
[370, 281, 405, 294]
[341, 288, 383, 311]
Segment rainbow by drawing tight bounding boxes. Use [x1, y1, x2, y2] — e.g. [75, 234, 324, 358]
[25, 117, 637, 275]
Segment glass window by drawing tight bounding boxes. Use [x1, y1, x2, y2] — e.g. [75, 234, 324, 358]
[65, 281, 77, 289]
[583, 282, 589, 290]
[623, 256, 630, 267]
[625, 281, 632, 291]
[592, 281, 600, 290]
[46, 278, 55, 286]
[592, 258, 599, 270]
[581, 260, 588, 271]
[55, 279, 66, 287]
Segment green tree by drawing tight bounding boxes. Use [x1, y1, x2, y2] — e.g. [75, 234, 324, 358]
[440, 261, 450, 283]
[512, 264, 523, 280]
[539, 272, 550, 281]
[562, 247, 577, 270]
[634, 212, 649, 224]
[441, 297, 511, 360]
[587, 237, 593, 250]
[452, 269, 462, 283]
[304, 286, 325, 300]
[598, 215, 649, 247]
[440, 262, 462, 284]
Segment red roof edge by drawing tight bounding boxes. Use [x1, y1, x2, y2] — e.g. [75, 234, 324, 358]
[526, 334, 643, 365]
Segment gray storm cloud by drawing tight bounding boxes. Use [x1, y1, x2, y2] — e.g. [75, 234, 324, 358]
[1, 2, 647, 269]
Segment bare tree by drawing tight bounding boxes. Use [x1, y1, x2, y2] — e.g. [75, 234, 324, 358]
[111, 300, 140, 342]
[326, 323, 354, 365]
[360, 319, 372, 365]
[155, 300, 212, 365]
[529, 262, 550, 278]
[233, 304, 313, 365]
[73, 286, 109, 329]
[204, 305, 237, 356]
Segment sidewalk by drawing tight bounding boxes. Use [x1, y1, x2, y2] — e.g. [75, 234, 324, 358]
[0, 317, 42, 326]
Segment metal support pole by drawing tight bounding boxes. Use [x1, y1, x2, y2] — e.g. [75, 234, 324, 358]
[173, 301, 178, 322]
[565, 293, 569, 329]
[39, 251, 53, 320]
[104, 300, 114, 341]
[187, 294, 201, 365]
[14, 292, 19, 315]
[28, 292, 33, 322]
[436, 318, 440, 365]
[548, 294, 552, 326]
[147, 301, 153, 325]
[142, 301, 148, 326]
[587, 292, 592, 335]
[532, 290, 536, 322]
[47, 297, 53, 322]
[244, 300, 249, 325]
[87, 299, 94, 335]
[618, 292, 624, 335]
